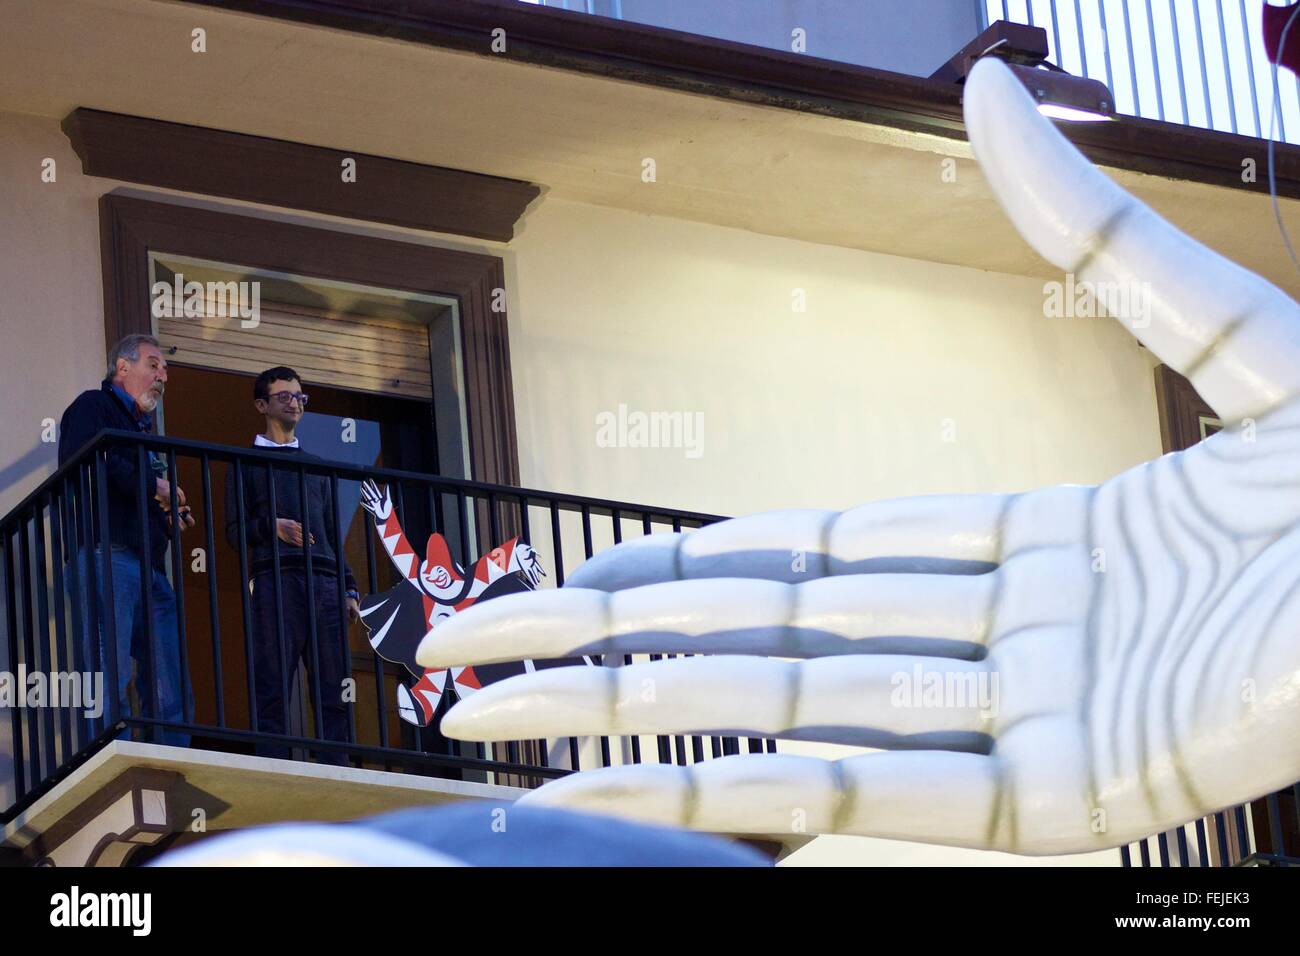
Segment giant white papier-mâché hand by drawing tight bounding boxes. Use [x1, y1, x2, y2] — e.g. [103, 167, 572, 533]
[416, 57, 1300, 855]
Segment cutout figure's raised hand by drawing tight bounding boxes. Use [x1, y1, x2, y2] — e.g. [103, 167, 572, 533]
[359, 479, 392, 522]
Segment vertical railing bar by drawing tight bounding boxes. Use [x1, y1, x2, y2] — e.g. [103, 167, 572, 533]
[330, 474, 357, 745]
[453, 489, 481, 762]
[1265, 792, 1286, 861]
[1233, 805, 1251, 859]
[84, 461, 112, 740]
[59, 474, 88, 750]
[134, 445, 159, 743]
[455, 488, 472, 568]
[1073, 0, 1089, 77]
[233, 460, 258, 734]
[1190, 0, 1214, 129]
[1214, 811, 1231, 866]
[649, 653, 671, 763]
[1169, 0, 1191, 125]
[1138, 837, 1151, 867]
[1215, 0, 1238, 134]
[518, 493, 531, 544]
[548, 500, 565, 587]
[16, 515, 41, 782]
[362, 508, 388, 751]
[264, 461, 292, 745]
[1174, 825, 1190, 867]
[1156, 831, 1170, 866]
[487, 491, 501, 548]
[608, 508, 639, 764]
[164, 451, 192, 734]
[548, 499, 580, 769]
[1194, 817, 1209, 867]
[297, 465, 325, 746]
[30, 495, 57, 772]
[2, 528, 28, 800]
[579, 504, 610, 768]
[1121, 0, 1141, 115]
[1097, 0, 1114, 98]
[1048, 0, 1063, 67]
[1146, 0, 1166, 121]
[1241, 0, 1265, 138]
[200, 455, 225, 728]
[47, 489, 74, 760]
[1120, 844, 1133, 867]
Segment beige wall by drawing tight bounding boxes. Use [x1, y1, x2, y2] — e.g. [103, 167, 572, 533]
[0, 108, 1162, 864]
[507, 196, 1163, 514]
[0, 107, 1166, 518]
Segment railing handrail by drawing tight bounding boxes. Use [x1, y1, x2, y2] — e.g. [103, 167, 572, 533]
[1, 428, 726, 532]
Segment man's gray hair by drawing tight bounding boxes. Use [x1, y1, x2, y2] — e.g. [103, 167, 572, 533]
[106, 333, 161, 379]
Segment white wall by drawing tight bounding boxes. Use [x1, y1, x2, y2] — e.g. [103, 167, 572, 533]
[506, 197, 1163, 516]
[0, 108, 1161, 864]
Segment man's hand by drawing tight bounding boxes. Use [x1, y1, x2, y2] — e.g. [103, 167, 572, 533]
[276, 518, 315, 547]
[347, 597, 362, 623]
[155, 478, 187, 508]
[155, 479, 195, 531]
[412, 58, 1300, 856]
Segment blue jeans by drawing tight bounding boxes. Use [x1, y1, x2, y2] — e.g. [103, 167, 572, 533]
[75, 547, 193, 747]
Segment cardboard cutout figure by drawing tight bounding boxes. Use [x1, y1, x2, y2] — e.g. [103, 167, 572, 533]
[357, 479, 588, 727]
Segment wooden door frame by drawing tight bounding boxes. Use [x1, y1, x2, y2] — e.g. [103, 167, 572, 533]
[99, 193, 520, 486]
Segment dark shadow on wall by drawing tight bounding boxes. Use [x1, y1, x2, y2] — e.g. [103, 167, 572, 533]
[0, 441, 57, 506]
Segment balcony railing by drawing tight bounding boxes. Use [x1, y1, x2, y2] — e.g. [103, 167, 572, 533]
[0, 430, 777, 827]
[1120, 792, 1300, 866]
[7, 432, 1293, 862]
[982, 0, 1300, 143]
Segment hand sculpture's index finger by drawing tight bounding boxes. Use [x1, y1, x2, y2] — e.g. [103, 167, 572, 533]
[965, 58, 1300, 423]
[564, 494, 1010, 593]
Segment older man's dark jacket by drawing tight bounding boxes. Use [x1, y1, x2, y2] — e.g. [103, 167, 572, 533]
[58, 380, 171, 569]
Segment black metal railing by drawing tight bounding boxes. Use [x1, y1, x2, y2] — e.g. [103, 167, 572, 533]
[0, 429, 776, 826]
[1120, 788, 1300, 867]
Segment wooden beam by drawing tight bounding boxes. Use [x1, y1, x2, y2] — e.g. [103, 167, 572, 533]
[63, 108, 540, 242]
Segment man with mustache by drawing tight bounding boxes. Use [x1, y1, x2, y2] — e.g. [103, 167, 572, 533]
[58, 333, 195, 747]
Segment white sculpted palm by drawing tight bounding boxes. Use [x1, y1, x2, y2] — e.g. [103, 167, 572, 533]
[417, 59, 1300, 854]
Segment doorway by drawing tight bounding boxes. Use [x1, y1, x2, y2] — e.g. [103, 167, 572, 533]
[161, 363, 469, 767]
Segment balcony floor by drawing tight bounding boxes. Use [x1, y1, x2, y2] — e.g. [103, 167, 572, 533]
[3, 740, 527, 861]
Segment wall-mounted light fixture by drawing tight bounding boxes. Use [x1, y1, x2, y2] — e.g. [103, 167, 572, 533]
[931, 20, 1114, 122]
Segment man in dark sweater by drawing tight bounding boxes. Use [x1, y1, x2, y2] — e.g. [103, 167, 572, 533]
[58, 333, 195, 747]
[224, 366, 361, 763]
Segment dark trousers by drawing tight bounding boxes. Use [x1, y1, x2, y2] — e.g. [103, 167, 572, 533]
[250, 570, 351, 764]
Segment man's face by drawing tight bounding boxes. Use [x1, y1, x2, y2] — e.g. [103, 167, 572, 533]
[116, 344, 167, 413]
[255, 378, 306, 428]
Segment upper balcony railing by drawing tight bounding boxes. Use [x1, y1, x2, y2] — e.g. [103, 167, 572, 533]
[522, 0, 1300, 144]
[981, 1, 1298, 141]
[0, 430, 777, 827]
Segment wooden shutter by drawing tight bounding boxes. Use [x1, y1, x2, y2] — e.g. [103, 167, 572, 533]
[157, 299, 432, 400]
